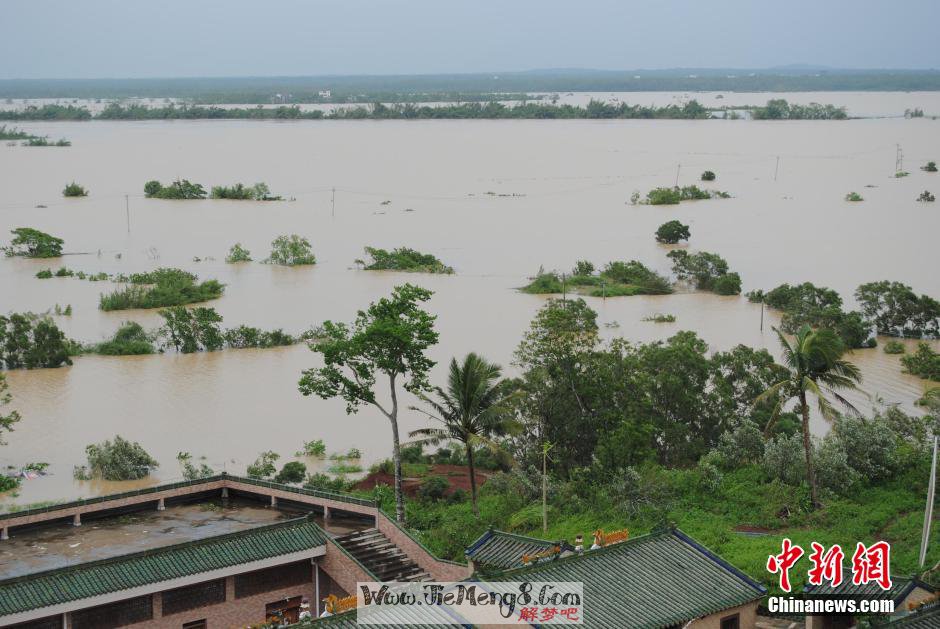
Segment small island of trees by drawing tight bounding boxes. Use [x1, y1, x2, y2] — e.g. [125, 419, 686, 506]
[144, 179, 207, 199]
[701, 170, 716, 181]
[655, 220, 691, 244]
[62, 182, 88, 197]
[635, 185, 729, 205]
[264, 234, 316, 266]
[667, 250, 741, 295]
[210, 182, 281, 200]
[98, 268, 225, 311]
[358, 246, 454, 274]
[922, 161, 938, 173]
[3, 228, 64, 258]
[522, 260, 672, 297]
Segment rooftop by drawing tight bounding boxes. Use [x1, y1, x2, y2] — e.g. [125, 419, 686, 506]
[0, 514, 328, 618]
[465, 527, 567, 570]
[483, 528, 766, 629]
[886, 600, 940, 627]
[804, 574, 936, 604]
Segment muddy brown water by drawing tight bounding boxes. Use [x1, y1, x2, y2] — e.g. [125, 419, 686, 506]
[0, 105, 938, 507]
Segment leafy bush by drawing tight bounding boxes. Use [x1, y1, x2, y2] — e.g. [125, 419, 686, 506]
[600, 260, 672, 294]
[177, 452, 214, 480]
[645, 187, 682, 205]
[211, 182, 280, 200]
[304, 472, 348, 492]
[327, 462, 363, 474]
[246, 451, 280, 479]
[901, 343, 940, 381]
[224, 325, 295, 349]
[643, 313, 676, 323]
[922, 161, 938, 173]
[844, 192, 864, 202]
[362, 246, 453, 274]
[655, 220, 690, 244]
[143, 179, 206, 199]
[830, 415, 899, 483]
[883, 340, 906, 354]
[264, 234, 316, 266]
[225, 243, 252, 263]
[4, 228, 64, 258]
[856, 281, 940, 339]
[521, 272, 563, 294]
[701, 170, 716, 181]
[94, 321, 155, 355]
[297, 439, 326, 457]
[814, 438, 858, 495]
[62, 182, 88, 197]
[159, 306, 224, 353]
[762, 433, 805, 485]
[418, 475, 451, 501]
[274, 461, 307, 484]
[918, 190, 935, 202]
[74, 436, 158, 481]
[0, 313, 73, 369]
[572, 260, 594, 276]
[713, 420, 765, 469]
[668, 250, 741, 294]
[100, 268, 224, 310]
[713, 272, 743, 295]
[35, 269, 53, 279]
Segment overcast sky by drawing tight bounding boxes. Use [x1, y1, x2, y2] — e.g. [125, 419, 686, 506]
[2, 0, 938, 79]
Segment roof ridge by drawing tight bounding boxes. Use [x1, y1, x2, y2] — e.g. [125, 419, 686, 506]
[0, 513, 322, 587]
[672, 529, 767, 594]
[486, 529, 558, 544]
[480, 527, 671, 577]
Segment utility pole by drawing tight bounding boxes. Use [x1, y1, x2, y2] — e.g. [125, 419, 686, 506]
[542, 442, 553, 533]
[896, 144, 904, 174]
[774, 156, 780, 182]
[331, 187, 335, 218]
[674, 164, 681, 187]
[760, 299, 764, 331]
[561, 273, 567, 302]
[125, 195, 130, 234]
[920, 436, 937, 568]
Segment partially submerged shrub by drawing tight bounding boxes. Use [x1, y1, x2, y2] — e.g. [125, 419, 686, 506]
[362, 246, 453, 274]
[921, 161, 937, 173]
[94, 321, 156, 355]
[143, 179, 207, 199]
[883, 340, 906, 354]
[211, 182, 281, 201]
[655, 220, 690, 244]
[274, 461, 307, 484]
[264, 234, 316, 266]
[74, 435, 158, 481]
[917, 190, 935, 202]
[701, 170, 716, 181]
[668, 250, 741, 295]
[901, 342, 940, 381]
[225, 243, 252, 263]
[246, 451, 280, 479]
[62, 182, 88, 197]
[99, 268, 224, 310]
[3, 228, 64, 258]
[844, 192, 864, 202]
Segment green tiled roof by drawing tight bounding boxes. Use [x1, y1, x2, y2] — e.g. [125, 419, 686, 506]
[886, 601, 940, 627]
[0, 515, 327, 618]
[482, 528, 766, 629]
[465, 528, 566, 570]
[805, 575, 934, 604]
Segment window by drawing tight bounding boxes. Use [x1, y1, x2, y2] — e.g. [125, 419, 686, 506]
[182, 621, 207, 629]
[235, 561, 311, 598]
[70, 595, 153, 629]
[720, 614, 740, 629]
[162, 579, 226, 615]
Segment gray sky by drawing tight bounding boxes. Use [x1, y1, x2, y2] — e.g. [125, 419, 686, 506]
[2, 0, 938, 79]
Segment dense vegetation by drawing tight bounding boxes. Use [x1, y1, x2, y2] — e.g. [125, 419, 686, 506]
[844, 191, 863, 202]
[751, 99, 848, 120]
[264, 234, 316, 266]
[98, 268, 225, 311]
[901, 343, 940, 381]
[3, 228, 64, 258]
[62, 182, 87, 197]
[654, 220, 690, 244]
[359, 246, 453, 274]
[223, 325, 294, 349]
[0, 125, 35, 140]
[751, 282, 874, 349]
[667, 250, 742, 295]
[855, 280, 940, 339]
[73, 435, 158, 481]
[922, 161, 938, 173]
[701, 170, 716, 181]
[638, 185, 729, 205]
[522, 260, 672, 297]
[0, 313, 74, 369]
[918, 190, 936, 202]
[157, 306, 294, 353]
[22, 137, 70, 147]
[225, 243, 252, 263]
[143, 179, 207, 199]
[210, 182, 280, 200]
[93, 322, 156, 355]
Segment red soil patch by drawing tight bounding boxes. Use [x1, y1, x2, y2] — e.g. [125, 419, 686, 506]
[353, 464, 491, 497]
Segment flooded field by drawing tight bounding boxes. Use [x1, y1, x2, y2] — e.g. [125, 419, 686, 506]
[0, 106, 938, 507]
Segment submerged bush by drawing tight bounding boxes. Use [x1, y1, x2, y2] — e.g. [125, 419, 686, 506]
[159, 306, 224, 353]
[143, 179, 207, 199]
[917, 190, 936, 202]
[264, 234, 316, 266]
[655, 220, 690, 244]
[210, 182, 281, 201]
[225, 243, 252, 263]
[3, 227, 64, 258]
[844, 191, 864, 202]
[701, 170, 716, 181]
[0, 313, 73, 369]
[667, 250, 741, 295]
[99, 268, 224, 310]
[361, 246, 453, 274]
[644, 185, 726, 205]
[224, 325, 295, 348]
[274, 461, 307, 484]
[883, 340, 906, 354]
[94, 322, 156, 355]
[62, 182, 88, 197]
[921, 161, 937, 173]
[246, 451, 280, 479]
[901, 343, 940, 381]
[74, 435, 158, 481]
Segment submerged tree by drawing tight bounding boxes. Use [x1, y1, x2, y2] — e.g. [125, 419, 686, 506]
[410, 353, 517, 516]
[0, 373, 21, 446]
[655, 220, 691, 244]
[756, 326, 863, 508]
[265, 234, 316, 266]
[299, 284, 439, 521]
[3, 228, 64, 258]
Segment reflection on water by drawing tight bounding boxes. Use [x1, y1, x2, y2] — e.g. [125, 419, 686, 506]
[0, 113, 938, 507]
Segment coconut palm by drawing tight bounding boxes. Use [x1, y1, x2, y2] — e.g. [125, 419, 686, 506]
[757, 325, 863, 508]
[409, 353, 518, 516]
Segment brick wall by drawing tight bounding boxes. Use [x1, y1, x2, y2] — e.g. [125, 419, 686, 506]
[319, 542, 375, 596]
[688, 601, 759, 629]
[375, 511, 470, 581]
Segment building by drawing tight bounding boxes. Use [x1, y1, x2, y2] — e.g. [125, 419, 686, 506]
[464, 528, 571, 572]
[803, 575, 937, 629]
[0, 474, 466, 629]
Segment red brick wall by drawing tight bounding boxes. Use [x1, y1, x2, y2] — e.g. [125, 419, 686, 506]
[376, 511, 470, 581]
[319, 542, 375, 596]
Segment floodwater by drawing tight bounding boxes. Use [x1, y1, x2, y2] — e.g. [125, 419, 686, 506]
[0, 100, 938, 507]
[0, 497, 362, 578]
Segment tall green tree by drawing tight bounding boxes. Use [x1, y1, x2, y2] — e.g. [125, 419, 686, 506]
[409, 353, 517, 516]
[0, 373, 21, 445]
[298, 284, 439, 522]
[756, 326, 863, 508]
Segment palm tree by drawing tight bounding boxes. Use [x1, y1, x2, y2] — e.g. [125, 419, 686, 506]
[757, 325, 863, 508]
[409, 353, 518, 517]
